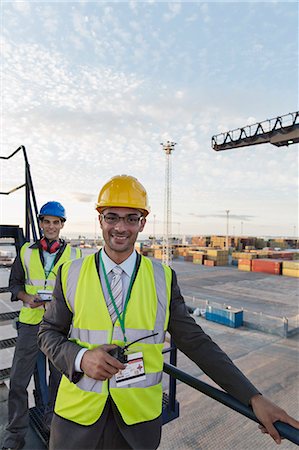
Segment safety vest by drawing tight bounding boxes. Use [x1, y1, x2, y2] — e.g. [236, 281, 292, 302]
[55, 253, 172, 426]
[19, 242, 81, 325]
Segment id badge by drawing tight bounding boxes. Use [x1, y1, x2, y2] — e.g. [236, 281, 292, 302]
[115, 351, 146, 387]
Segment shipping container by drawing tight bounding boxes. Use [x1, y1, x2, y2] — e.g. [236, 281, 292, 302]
[204, 260, 216, 267]
[232, 252, 257, 260]
[282, 268, 299, 278]
[282, 261, 299, 270]
[205, 306, 243, 328]
[269, 252, 294, 260]
[282, 261, 299, 277]
[252, 259, 282, 275]
[238, 259, 252, 271]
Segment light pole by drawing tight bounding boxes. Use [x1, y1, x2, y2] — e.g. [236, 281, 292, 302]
[161, 141, 176, 266]
[241, 221, 243, 236]
[153, 214, 156, 246]
[94, 217, 97, 246]
[225, 210, 230, 249]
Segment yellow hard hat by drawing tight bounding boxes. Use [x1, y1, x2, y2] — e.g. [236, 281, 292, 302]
[96, 175, 150, 216]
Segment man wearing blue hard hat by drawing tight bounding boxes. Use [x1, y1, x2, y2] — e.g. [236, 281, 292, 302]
[2, 201, 81, 450]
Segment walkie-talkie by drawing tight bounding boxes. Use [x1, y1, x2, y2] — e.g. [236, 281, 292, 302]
[108, 332, 158, 363]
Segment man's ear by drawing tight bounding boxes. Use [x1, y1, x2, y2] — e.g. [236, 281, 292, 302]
[98, 214, 103, 228]
[139, 217, 146, 232]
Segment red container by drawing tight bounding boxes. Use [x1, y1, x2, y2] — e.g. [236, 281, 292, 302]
[252, 259, 282, 275]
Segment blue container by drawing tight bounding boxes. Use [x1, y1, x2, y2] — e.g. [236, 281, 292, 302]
[205, 306, 243, 328]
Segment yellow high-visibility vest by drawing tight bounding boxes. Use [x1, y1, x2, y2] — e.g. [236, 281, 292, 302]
[19, 242, 81, 325]
[55, 253, 172, 425]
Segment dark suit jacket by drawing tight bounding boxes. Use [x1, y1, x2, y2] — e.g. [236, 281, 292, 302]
[38, 252, 260, 449]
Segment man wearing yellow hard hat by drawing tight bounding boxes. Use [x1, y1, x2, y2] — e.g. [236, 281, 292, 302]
[39, 175, 299, 450]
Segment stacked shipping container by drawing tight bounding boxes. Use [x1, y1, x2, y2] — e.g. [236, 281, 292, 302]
[282, 261, 299, 278]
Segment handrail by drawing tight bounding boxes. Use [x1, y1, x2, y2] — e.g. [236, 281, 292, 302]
[163, 362, 299, 446]
[0, 146, 41, 241]
[0, 183, 26, 195]
[0, 146, 23, 160]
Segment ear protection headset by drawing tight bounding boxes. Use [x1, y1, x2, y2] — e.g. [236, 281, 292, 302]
[40, 237, 61, 254]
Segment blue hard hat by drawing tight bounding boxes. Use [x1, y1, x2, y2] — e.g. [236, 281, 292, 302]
[38, 201, 66, 221]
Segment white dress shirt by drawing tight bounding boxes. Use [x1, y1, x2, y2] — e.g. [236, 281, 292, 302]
[100, 248, 137, 309]
[74, 249, 137, 372]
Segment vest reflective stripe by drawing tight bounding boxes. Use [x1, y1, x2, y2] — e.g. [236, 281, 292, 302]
[70, 247, 78, 259]
[70, 328, 109, 345]
[23, 243, 32, 271]
[19, 243, 80, 325]
[77, 370, 163, 394]
[55, 254, 172, 425]
[76, 375, 104, 393]
[152, 260, 168, 336]
[113, 327, 164, 344]
[70, 327, 163, 346]
[64, 257, 84, 312]
[24, 279, 55, 286]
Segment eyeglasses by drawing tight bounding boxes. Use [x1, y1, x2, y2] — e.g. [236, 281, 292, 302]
[101, 213, 143, 226]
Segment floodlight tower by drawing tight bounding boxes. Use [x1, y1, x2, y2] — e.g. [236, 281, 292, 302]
[225, 210, 230, 249]
[161, 141, 176, 266]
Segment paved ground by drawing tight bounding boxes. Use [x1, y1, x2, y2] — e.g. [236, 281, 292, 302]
[160, 318, 299, 450]
[159, 260, 299, 449]
[173, 260, 299, 318]
[0, 261, 298, 449]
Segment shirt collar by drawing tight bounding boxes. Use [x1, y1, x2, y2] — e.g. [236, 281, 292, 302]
[101, 249, 137, 277]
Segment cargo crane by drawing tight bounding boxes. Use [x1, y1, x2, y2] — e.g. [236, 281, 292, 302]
[211, 111, 299, 151]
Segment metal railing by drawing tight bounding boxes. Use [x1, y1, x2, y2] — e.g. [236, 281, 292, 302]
[163, 363, 299, 446]
[185, 295, 299, 338]
[0, 145, 41, 241]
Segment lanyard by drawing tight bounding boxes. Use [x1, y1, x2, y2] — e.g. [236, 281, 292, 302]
[100, 251, 136, 344]
[44, 257, 56, 288]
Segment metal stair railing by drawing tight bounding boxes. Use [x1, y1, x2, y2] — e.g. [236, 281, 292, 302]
[0, 145, 41, 241]
[162, 337, 180, 424]
[0, 146, 50, 439]
[163, 362, 299, 446]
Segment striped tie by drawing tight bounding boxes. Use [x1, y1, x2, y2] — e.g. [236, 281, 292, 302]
[108, 266, 123, 323]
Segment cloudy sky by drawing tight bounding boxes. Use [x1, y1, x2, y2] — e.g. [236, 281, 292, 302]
[1, 1, 298, 240]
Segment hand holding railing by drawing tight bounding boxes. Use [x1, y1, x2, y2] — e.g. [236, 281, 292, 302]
[163, 362, 299, 446]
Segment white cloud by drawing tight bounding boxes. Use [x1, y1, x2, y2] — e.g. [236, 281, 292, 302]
[12, 1, 31, 14]
[163, 2, 182, 21]
[175, 90, 184, 99]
